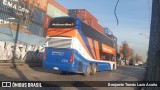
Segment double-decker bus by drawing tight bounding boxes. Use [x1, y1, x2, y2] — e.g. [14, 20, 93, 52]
[43, 17, 117, 76]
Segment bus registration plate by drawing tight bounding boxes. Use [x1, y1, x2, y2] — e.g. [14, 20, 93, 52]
[53, 67, 59, 70]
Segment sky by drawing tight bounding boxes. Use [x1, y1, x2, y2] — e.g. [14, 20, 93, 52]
[56, 0, 152, 61]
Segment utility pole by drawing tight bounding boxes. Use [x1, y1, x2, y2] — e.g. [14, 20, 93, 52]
[146, 0, 160, 90]
[9, 0, 34, 68]
[11, 19, 20, 68]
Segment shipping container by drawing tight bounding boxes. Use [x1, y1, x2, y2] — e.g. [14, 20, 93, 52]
[46, 3, 68, 18]
[68, 9, 98, 25]
[68, 9, 105, 32]
[31, 6, 45, 25]
[48, 0, 68, 14]
[109, 35, 117, 42]
[0, 12, 45, 37]
[23, 0, 47, 11]
[92, 23, 103, 33]
[29, 23, 45, 37]
[46, 0, 68, 18]
[0, 0, 45, 25]
[0, 0, 30, 16]
[104, 28, 113, 35]
[44, 15, 52, 29]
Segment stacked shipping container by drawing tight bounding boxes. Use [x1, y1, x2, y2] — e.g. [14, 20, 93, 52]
[48, 0, 68, 14]
[0, 0, 46, 39]
[104, 28, 117, 52]
[23, 0, 68, 30]
[104, 28, 113, 35]
[69, 9, 97, 25]
[0, 0, 69, 62]
[44, 0, 68, 29]
[104, 27, 117, 42]
[23, 0, 47, 11]
[68, 9, 103, 33]
[44, 16, 52, 29]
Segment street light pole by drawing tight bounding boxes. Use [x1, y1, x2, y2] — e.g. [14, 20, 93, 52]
[12, 20, 20, 68]
[139, 33, 149, 39]
[7, 17, 20, 68]
[6, 18, 18, 68]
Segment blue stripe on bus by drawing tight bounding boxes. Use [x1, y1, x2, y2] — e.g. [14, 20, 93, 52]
[76, 19, 95, 59]
[79, 31, 95, 59]
[92, 39, 97, 59]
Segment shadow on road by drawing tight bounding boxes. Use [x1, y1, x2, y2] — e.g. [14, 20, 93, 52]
[14, 68, 28, 81]
[0, 73, 19, 81]
[59, 71, 83, 76]
[0, 67, 28, 81]
[28, 67, 84, 76]
[114, 66, 146, 81]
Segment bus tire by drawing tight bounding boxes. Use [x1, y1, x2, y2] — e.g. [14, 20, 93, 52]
[91, 64, 97, 75]
[113, 64, 115, 70]
[83, 65, 91, 76]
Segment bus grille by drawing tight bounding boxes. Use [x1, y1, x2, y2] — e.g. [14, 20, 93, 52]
[48, 38, 72, 48]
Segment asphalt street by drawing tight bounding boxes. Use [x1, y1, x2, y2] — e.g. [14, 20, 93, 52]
[0, 65, 146, 90]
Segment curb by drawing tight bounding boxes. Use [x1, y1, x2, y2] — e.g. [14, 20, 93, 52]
[0, 63, 42, 67]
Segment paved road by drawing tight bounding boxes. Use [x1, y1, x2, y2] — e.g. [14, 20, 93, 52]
[0, 65, 146, 90]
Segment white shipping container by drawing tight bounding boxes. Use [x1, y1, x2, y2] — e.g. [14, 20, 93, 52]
[46, 4, 68, 18]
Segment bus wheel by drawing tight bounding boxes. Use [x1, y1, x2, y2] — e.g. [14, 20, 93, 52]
[83, 65, 91, 76]
[91, 64, 97, 75]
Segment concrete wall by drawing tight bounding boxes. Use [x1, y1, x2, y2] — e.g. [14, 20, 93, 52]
[0, 41, 44, 62]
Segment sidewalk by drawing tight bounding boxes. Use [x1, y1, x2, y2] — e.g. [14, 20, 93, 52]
[0, 62, 42, 67]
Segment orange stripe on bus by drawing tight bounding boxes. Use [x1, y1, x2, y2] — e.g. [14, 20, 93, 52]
[94, 41, 100, 60]
[47, 28, 76, 37]
[102, 44, 116, 55]
[76, 31, 94, 59]
[87, 37, 96, 59]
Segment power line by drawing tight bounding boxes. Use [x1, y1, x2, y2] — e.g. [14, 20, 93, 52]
[157, 0, 160, 7]
[147, 0, 151, 23]
[148, 0, 151, 14]
[114, 0, 120, 25]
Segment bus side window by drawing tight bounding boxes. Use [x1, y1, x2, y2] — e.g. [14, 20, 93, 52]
[101, 55, 105, 60]
[105, 55, 109, 61]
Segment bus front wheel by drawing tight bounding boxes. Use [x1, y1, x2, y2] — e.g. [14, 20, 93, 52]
[83, 65, 91, 76]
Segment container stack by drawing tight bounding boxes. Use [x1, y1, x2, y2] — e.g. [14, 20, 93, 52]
[68, 9, 103, 33]
[104, 27, 117, 50]
[23, 0, 47, 11]
[44, 0, 68, 29]
[104, 28, 117, 42]
[0, 0, 46, 37]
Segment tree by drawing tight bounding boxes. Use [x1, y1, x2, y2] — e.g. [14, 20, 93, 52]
[145, 0, 160, 90]
[135, 54, 142, 62]
[119, 41, 134, 65]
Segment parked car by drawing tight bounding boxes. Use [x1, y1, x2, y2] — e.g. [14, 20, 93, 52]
[121, 60, 125, 65]
[138, 61, 143, 66]
[135, 63, 139, 66]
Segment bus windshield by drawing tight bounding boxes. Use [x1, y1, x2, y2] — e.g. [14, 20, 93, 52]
[49, 17, 75, 28]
